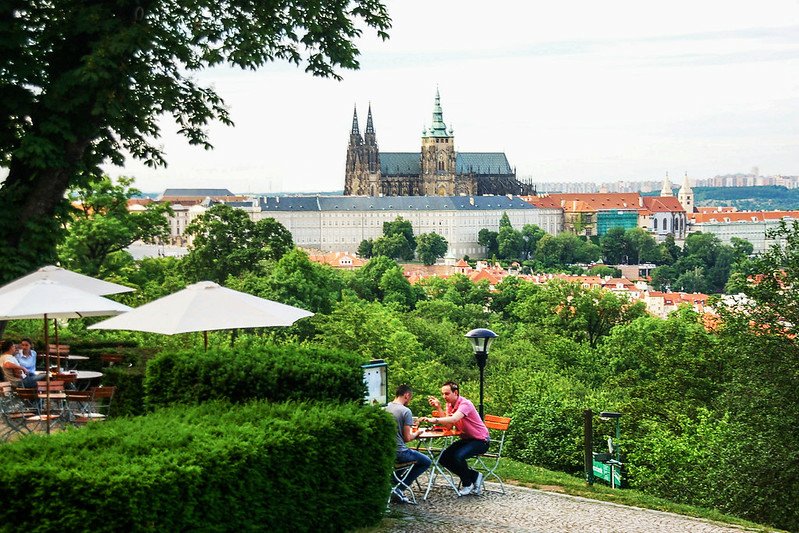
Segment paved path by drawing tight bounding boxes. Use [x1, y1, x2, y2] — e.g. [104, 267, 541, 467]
[383, 479, 756, 532]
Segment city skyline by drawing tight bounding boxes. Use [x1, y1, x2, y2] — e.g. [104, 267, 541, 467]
[103, 0, 799, 194]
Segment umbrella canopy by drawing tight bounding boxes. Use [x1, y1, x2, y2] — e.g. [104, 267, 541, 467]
[0, 279, 132, 320]
[89, 281, 313, 335]
[0, 279, 132, 434]
[0, 265, 134, 297]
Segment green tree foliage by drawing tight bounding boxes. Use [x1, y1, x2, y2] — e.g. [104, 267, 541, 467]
[478, 228, 499, 257]
[710, 221, 799, 529]
[511, 279, 646, 348]
[415, 232, 448, 265]
[0, 0, 391, 283]
[520, 224, 546, 260]
[57, 176, 171, 276]
[535, 233, 601, 268]
[182, 204, 293, 283]
[357, 238, 373, 258]
[227, 248, 342, 313]
[383, 216, 416, 249]
[601, 227, 665, 265]
[650, 232, 748, 293]
[497, 225, 524, 259]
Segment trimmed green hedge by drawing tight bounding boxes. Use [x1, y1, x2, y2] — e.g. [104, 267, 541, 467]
[103, 365, 146, 417]
[0, 400, 395, 532]
[144, 344, 367, 409]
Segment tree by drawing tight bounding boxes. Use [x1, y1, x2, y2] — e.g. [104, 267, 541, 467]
[499, 212, 512, 230]
[600, 227, 631, 264]
[497, 226, 524, 260]
[478, 228, 499, 257]
[357, 238, 374, 259]
[372, 233, 413, 261]
[416, 232, 448, 265]
[182, 205, 293, 283]
[0, 0, 390, 283]
[57, 176, 171, 276]
[383, 216, 416, 249]
[520, 224, 546, 260]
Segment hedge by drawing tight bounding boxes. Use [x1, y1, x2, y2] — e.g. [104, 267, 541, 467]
[144, 344, 367, 409]
[0, 400, 395, 532]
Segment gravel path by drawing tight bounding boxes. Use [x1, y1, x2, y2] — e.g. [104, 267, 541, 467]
[382, 479, 759, 532]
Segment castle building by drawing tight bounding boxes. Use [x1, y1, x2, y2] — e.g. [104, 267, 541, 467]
[344, 90, 535, 197]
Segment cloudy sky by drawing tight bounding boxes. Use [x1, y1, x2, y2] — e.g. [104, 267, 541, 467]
[106, 0, 799, 194]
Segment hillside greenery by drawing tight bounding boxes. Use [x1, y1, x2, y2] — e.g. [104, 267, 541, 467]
[4, 199, 798, 530]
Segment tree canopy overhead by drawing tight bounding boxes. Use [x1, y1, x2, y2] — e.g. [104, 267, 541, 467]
[0, 0, 391, 282]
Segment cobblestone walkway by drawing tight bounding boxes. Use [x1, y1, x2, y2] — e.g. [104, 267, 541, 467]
[383, 479, 757, 532]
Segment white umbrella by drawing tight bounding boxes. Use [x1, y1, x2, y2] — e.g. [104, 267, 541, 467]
[0, 279, 132, 434]
[89, 281, 314, 349]
[0, 265, 134, 296]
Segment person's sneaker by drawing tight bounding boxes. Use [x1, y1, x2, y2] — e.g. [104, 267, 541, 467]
[474, 472, 484, 495]
[392, 488, 411, 504]
[458, 483, 474, 496]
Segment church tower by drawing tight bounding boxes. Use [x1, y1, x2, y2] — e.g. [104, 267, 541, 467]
[420, 89, 457, 196]
[660, 172, 674, 197]
[678, 171, 694, 213]
[344, 105, 381, 195]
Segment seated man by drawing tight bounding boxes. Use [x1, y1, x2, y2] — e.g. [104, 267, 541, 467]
[422, 381, 489, 496]
[1, 340, 27, 388]
[385, 384, 431, 503]
[16, 338, 45, 388]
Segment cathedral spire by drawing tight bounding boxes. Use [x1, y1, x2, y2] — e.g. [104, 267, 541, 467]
[351, 105, 360, 135]
[425, 87, 450, 138]
[366, 103, 375, 135]
[660, 171, 674, 197]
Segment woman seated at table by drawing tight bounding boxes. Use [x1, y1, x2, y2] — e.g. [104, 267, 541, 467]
[420, 381, 490, 496]
[16, 338, 46, 388]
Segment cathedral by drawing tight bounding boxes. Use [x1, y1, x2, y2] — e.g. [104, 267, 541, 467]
[344, 90, 535, 197]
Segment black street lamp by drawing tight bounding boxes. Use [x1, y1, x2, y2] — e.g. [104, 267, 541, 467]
[465, 328, 498, 419]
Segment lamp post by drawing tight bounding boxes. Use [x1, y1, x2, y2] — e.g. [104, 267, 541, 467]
[465, 328, 498, 419]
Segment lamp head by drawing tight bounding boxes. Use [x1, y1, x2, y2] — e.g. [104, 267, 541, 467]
[465, 328, 498, 358]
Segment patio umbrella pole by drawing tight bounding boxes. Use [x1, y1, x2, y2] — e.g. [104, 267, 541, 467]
[203, 331, 208, 351]
[54, 320, 61, 371]
[45, 315, 51, 435]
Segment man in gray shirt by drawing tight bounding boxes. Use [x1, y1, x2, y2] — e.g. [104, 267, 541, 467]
[385, 384, 431, 503]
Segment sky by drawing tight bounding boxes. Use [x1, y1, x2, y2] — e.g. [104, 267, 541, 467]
[105, 0, 799, 194]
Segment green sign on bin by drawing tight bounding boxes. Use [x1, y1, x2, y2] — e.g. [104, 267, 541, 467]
[592, 458, 622, 488]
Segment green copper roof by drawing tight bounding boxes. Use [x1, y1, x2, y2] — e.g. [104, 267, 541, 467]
[424, 88, 452, 138]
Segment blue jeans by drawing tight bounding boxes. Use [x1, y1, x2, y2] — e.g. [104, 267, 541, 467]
[439, 438, 489, 487]
[395, 448, 432, 489]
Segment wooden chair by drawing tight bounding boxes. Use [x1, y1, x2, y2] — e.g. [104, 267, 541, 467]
[471, 414, 511, 494]
[100, 354, 125, 366]
[46, 344, 70, 355]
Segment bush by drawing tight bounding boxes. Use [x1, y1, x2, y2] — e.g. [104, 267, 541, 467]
[144, 344, 367, 409]
[0, 400, 395, 532]
[103, 365, 146, 417]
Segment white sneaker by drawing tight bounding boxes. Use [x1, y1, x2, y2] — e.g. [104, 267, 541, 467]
[458, 483, 474, 496]
[392, 488, 410, 504]
[474, 472, 484, 495]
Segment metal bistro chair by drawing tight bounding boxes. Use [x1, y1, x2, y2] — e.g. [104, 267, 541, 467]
[73, 386, 116, 423]
[388, 461, 418, 506]
[470, 414, 512, 494]
[0, 382, 37, 440]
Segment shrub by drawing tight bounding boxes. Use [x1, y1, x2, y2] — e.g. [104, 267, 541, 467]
[0, 400, 395, 532]
[144, 344, 367, 409]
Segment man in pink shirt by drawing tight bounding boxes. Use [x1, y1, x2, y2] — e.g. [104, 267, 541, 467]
[421, 381, 490, 496]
